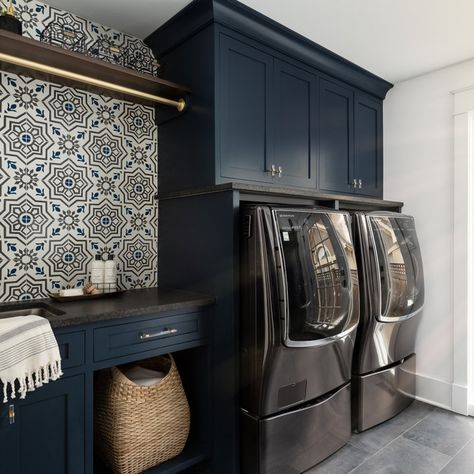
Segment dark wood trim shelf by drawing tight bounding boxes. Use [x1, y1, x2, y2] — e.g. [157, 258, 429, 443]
[0, 29, 191, 107]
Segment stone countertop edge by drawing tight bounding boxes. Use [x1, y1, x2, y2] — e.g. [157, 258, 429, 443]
[0, 287, 215, 329]
[157, 182, 404, 209]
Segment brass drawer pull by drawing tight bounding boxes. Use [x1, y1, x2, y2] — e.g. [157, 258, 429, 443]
[139, 328, 178, 340]
[8, 404, 15, 425]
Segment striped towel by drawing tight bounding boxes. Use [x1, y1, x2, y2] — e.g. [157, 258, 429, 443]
[0, 315, 62, 403]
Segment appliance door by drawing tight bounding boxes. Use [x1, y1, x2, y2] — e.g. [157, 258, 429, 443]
[368, 213, 424, 322]
[273, 209, 359, 347]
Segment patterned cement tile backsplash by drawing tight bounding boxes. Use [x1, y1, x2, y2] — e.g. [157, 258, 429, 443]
[0, 0, 158, 301]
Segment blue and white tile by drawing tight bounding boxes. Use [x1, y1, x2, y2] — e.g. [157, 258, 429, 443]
[121, 103, 156, 141]
[0, 0, 159, 301]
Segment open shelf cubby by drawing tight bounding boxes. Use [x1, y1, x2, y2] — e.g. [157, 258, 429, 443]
[93, 345, 210, 474]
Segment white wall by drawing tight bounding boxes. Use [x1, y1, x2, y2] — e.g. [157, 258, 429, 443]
[384, 59, 474, 411]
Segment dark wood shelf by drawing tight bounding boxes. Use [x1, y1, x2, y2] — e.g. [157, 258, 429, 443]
[95, 443, 208, 474]
[0, 29, 191, 107]
[144, 444, 208, 473]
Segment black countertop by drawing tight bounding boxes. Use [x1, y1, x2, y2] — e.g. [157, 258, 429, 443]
[0, 287, 215, 329]
[158, 182, 403, 210]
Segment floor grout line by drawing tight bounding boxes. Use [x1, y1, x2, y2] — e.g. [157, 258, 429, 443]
[436, 434, 474, 473]
[347, 408, 437, 474]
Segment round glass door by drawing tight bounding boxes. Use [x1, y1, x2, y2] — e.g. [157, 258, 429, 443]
[369, 214, 424, 321]
[276, 210, 357, 343]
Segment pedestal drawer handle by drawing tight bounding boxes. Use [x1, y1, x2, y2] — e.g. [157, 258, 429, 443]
[139, 328, 178, 340]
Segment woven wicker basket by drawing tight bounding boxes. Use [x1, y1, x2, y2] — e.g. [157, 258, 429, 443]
[94, 355, 190, 474]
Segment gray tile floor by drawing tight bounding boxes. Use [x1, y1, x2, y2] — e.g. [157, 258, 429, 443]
[307, 401, 474, 473]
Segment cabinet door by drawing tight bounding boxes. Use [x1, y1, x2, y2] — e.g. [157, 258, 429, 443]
[0, 400, 19, 470]
[0, 375, 85, 474]
[218, 34, 273, 183]
[273, 60, 318, 188]
[319, 78, 354, 194]
[354, 93, 383, 197]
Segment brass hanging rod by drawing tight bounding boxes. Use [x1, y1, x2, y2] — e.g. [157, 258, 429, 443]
[0, 52, 186, 112]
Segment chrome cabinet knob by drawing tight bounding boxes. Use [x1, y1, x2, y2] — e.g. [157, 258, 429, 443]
[277, 165, 283, 178]
[271, 164, 277, 177]
[358, 179, 363, 189]
[352, 178, 358, 188]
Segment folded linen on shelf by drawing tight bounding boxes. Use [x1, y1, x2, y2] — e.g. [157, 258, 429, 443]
[0, 315, 63, 403]
[123, 366, 165, 386]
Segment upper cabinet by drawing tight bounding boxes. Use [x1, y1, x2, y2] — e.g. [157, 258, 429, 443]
[273, 60, 318, 189]
[219, 35, 274, 184]
[218, 38, 318, 189]
[146, 0, 392, 199]
[319, 80, 384, 197]
[319, 78, 354, 194]
[353, 92, 383, 197]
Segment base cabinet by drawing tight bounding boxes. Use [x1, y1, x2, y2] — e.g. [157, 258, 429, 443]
[0, 308, 210, 474]
[0, 374, 85, 474]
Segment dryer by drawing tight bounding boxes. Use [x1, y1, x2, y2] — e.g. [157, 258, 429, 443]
[352, 211, 424, 432]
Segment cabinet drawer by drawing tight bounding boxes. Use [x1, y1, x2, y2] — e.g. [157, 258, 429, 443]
[56, 331, 85, 370]
[93, 312, 206, 362]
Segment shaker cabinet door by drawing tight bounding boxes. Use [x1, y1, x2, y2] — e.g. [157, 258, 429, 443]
[319, 78, 354, 194]
[273, 60, 318, 188]
[354, 92, 383, 198]
[0, 375, 85, 474]
[218, 34, 273, 183]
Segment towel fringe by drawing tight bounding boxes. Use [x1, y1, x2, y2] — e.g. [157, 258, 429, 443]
[1, 359, 62, 403]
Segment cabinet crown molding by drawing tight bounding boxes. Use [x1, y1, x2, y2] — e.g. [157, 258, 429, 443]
[145, 0, 393, 100]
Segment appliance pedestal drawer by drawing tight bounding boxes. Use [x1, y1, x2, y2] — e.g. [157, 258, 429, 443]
[241, 383, 351, 474]
[93, 311, 207, 362]
[353, 354, 416, 432]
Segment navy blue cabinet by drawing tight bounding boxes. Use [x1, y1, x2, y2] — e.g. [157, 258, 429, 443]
[218, 36, 319, 189]
[218, 34, 273, 184]
[273, 60, 318, 188]
[319, 81, 384, 198]
[354, 92, 383, 197]
[147, 1, 391, 200]
[0, 374, 85, 474]
[147, 1, 391, 199]
[0, 306, 211, 474]
[319, 78, 354, 194]
[150, 32, 388, 198]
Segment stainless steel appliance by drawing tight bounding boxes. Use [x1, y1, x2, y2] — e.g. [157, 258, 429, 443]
[240, 205, 360, 473]
[352, 212, 424, 432]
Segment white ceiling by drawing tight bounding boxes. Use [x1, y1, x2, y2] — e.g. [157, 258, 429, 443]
[43, 0, 193, 41]
[44, 0, 474, 83]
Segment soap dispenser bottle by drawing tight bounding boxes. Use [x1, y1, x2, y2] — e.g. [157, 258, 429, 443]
[104, 254, 117, 293]
[91, 254, 105, 291]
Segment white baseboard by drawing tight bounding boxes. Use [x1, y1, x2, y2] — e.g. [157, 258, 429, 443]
[414, 373, 471, 415]
[415, 372, 453, 411]
[452, 382, 469, 415]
